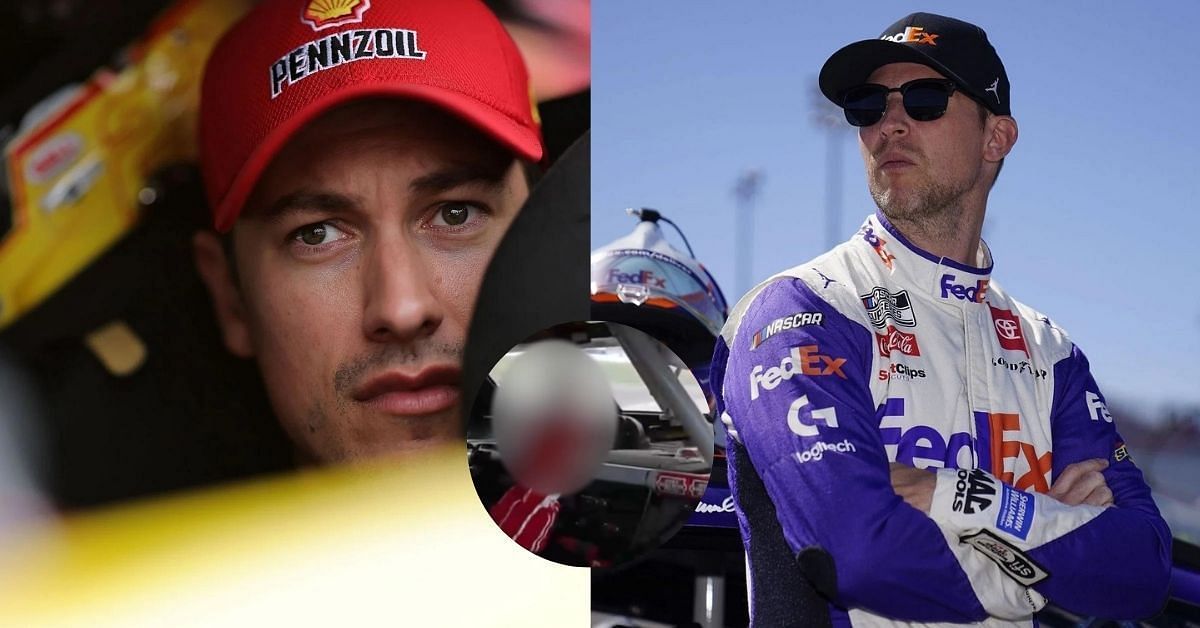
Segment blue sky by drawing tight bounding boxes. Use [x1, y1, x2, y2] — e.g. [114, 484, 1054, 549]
[591, 1, 1200, 414]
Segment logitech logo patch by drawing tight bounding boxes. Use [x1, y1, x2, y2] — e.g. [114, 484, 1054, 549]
[787, 394, 839, 437]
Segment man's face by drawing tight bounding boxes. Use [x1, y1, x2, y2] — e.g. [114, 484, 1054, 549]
[225, 100, 529, 463]
[857, 62, 989, 221]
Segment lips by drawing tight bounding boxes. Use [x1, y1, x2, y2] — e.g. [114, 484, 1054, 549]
[351, 365, 461, 416]
[877, 151, 916, 171]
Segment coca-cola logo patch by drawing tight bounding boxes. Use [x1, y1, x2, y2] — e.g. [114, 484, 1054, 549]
[876, 325, 921, 357]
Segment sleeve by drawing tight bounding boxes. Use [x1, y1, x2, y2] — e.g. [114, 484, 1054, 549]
[925, 344, 1172, 620]
[720, 278, 1028, 622]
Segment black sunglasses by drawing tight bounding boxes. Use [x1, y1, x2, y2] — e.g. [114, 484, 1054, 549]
[839, 78, 958, 127]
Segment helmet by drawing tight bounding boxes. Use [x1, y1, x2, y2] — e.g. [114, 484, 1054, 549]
[590, 210, 728, 389]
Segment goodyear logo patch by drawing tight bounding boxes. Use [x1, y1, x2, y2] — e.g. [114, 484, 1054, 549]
[270, 29, 427, 99]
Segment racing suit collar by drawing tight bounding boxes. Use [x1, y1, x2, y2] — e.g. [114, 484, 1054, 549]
[865, 211, 994, 305]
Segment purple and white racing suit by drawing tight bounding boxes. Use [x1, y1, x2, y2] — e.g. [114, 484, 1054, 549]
[711, 212, 1171, 626]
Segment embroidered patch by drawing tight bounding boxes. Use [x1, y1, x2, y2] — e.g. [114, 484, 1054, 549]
[961, 529, 1049, 587]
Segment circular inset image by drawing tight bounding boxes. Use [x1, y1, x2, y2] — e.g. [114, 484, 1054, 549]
[491, 338, 617, 496]
[468, 321, 714, 568]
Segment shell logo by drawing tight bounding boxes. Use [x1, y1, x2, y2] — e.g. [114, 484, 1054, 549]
[301, 0, 371, 32]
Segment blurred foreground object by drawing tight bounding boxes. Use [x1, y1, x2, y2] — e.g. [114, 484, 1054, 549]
[0, 0, 250, 329]
[0, 445, 587, 626]
[0, 349, 55, 589]
[492, 338, 617, 496]
[489, 0, 590, 101]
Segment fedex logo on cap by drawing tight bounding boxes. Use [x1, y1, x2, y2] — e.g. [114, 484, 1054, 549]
[940, 273, 988, 303]
[881, 26, 939, 46]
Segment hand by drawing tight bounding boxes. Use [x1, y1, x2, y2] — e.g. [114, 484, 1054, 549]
[1049, 458, 1113, 507]
[890, 462, 936, 514]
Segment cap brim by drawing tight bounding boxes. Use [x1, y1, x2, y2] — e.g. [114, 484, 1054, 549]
[818, 38, 970, 106]
[214, 84, 544, 232]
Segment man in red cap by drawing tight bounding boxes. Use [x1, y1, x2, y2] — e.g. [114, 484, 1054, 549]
[192, 0, 543, 464]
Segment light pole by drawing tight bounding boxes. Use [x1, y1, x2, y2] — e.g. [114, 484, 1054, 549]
[811, 84, 849, 249]
[733, 169, 763, 298]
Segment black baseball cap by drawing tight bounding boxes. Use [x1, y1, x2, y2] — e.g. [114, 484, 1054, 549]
[819, 12, 1011, 116]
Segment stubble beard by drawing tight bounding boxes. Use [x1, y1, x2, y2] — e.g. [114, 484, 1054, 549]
[294, 342, 465, 464]
[868, 167, 972, 233]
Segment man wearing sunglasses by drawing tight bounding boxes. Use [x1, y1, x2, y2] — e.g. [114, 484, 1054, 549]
[712, 12, 1171, 626]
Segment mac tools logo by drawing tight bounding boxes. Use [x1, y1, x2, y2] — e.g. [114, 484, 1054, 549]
[952, 468, 996, 514]
[861, 287, 916, 328]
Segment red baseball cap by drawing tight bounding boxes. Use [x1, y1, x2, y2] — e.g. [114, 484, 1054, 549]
[199, 0, 544, 232]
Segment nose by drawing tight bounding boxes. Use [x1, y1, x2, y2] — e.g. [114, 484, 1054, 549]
[876, 91, 910, 137]
[360, 233, 444, 343]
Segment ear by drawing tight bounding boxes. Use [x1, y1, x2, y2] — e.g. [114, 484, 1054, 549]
[192, 231, 255, 358]
[984, 115, 1018, 164]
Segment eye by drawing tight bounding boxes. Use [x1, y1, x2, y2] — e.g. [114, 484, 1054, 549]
[290, 221, 348, 246]
[429, 202, 486, 228]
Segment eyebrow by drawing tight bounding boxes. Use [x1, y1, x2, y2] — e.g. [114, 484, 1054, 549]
[407, 161, 512, 195]
[252, 191, 361, 223]
[246, 160, 515, 222]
